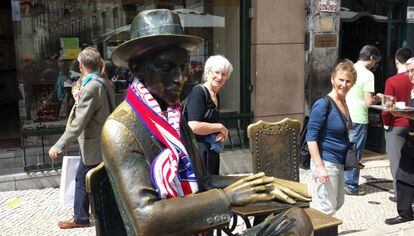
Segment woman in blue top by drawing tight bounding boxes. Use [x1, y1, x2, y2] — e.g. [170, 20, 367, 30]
[306, 59, 356, 215]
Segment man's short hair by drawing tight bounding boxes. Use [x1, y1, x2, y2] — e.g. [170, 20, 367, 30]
[395, 48, 412, 64]
[77, 47, 102, 72]
[358, 45, 381, 61]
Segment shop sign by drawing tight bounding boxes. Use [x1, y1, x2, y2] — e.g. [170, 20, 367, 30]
[314, 34, 337, 48]
[319, 0, 337, 13]
[62, 48, 81, 60]
[60, 38, 79, 48]
[407, 6, 414, 23]
[320, 17, 333, 31]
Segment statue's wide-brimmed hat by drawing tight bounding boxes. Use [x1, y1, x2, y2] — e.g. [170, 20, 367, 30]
[112, 9, 203, 68]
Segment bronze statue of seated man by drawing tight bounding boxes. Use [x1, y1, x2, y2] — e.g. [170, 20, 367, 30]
[101, 9, 311, 235]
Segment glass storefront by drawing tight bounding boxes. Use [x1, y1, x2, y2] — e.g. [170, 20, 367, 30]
[1, 0, 241, 148]
[0, 0, 244, 172]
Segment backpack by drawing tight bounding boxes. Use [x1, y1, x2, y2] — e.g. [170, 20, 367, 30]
[299, 96, 331, 170]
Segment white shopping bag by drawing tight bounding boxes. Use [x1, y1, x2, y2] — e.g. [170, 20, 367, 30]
[59, 156, 81, 207]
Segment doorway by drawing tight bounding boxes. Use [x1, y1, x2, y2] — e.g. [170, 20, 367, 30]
[339, 14, 389, 153]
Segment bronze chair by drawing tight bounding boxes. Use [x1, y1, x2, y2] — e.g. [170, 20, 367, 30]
[247, 118, 301, 182]
[245, 119, 343, 235]
[86, 162, 127, 236]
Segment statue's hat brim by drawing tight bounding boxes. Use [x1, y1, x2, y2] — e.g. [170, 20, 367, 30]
[111, 9, 203, 68]
[111, 34, 203, 68]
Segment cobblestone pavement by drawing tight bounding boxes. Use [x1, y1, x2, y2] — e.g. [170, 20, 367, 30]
[0, 188, 94, 236]
[1, 158, 414, 235]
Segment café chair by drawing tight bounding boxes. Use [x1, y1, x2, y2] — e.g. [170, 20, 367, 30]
[86, 162, 127, 236]
[247, 118, 300, 181]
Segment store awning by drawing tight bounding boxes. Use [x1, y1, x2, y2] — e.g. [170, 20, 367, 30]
[175, 9, 225, 28]
[340, 10, 388, 23]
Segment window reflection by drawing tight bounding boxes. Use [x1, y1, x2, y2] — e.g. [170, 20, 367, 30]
[12, 0, 240, 126]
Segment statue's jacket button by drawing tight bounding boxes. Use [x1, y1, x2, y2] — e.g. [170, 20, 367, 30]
[214, 216, 221, 223]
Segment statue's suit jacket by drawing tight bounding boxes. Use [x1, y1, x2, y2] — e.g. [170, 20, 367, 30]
[55, 77, 115, 165]
[101, 101, 241, 236]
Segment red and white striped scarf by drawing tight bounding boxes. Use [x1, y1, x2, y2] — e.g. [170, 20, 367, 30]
[125, 78, 199, 198]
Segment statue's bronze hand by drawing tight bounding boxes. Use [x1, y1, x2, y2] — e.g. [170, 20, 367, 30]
[268, 178, 312, 204]
[223, 172, 274, 206]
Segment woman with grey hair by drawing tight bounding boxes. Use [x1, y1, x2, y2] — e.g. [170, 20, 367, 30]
[186, 55, 233, 175]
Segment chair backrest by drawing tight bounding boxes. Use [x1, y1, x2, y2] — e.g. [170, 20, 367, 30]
[247, 118, 301, 181]
[86, 162, 127, 236]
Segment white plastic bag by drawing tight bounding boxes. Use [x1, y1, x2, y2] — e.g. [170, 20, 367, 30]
[59, 156, 81, 207]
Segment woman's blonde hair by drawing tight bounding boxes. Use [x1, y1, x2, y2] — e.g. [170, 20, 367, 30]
[202, 55, 233, 82]
[331, 59, 357, 83]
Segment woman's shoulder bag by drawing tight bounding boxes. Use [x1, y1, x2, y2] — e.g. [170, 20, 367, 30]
[299, 96, 331, 170]
[326, 96, 364, 171]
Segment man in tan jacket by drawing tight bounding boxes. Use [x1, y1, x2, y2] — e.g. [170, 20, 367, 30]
[49, 47, 115, 229]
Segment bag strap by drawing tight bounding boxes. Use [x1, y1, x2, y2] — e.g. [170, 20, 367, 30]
[326, 96, 351, 143]
[301, 96, 331, 144]
[199, 84, 209, 101]
[181, 84, 212, 118]
[93, 78, 114, 112]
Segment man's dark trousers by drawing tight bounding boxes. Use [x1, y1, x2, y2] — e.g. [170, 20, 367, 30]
[396, 180, 414, 221]
[74, 160, 97, 224]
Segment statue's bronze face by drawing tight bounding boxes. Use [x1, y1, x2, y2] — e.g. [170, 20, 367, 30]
[138, 47, 188, 106]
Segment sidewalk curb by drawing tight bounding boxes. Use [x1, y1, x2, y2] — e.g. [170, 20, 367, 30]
[0, 170, 61, 192]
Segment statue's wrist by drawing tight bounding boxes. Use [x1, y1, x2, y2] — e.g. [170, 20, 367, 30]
[217, 189, 232, 207]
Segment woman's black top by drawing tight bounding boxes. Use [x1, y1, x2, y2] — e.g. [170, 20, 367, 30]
[186, 85, 220, 141]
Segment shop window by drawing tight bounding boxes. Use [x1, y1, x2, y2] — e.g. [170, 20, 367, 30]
[11, 0, 242, 129]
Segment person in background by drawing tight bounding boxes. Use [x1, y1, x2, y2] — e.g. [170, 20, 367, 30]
[19, 55, 38, 120]
[186, 55, 232, 175]
[382, 48, 412, 202]
[307, 59, 357, 215]
[344, 45, 384, 195]
[56, 57, 69, 119]
[48, 47, 115, 229]
[385, 57, 414, 225]
[67, 60, 82, 113]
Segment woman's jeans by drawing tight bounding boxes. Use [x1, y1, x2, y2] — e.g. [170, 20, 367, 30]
[344, 123, 368, 194]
